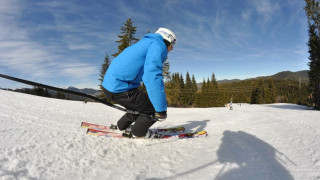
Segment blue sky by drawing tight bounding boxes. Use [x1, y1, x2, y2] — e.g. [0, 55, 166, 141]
[0, 0, 309, 89]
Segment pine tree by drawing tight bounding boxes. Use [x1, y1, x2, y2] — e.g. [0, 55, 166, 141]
[210, 73, 221, 106]
[205, 78, 214, 107]
[196, 79, 207, 107]
[211, 73, 218, 89]
[172, 73, 182, 107]
[191, 75, 198, 106]
[179, 74, 185, 106]
[305, 0, 320, 109]
[192, 75, 198, 92]
[267, 79, 276, 103]
[98, 53, 111, 99]
[112, 18, 138, 58]
[184, 72, 193, 106]
[44, 89, 50, 98]
[56, 92, 65, 99]
[33, 87, 45, 97]
[166, 73, 180, 107]
[251, 80, 265, 104]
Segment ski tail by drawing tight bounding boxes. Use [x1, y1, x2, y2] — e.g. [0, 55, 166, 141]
[87, 128, 123, 138]
[81, 122, 113, 131]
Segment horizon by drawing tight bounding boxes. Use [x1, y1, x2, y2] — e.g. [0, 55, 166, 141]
[0, 0, 309, 89]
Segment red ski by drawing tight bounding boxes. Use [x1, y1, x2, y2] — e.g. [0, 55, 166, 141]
[86, 128, 207, 139]
[81, 122, 185, 133]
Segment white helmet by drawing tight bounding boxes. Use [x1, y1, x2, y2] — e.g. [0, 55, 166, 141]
[155, 27, 177, 47]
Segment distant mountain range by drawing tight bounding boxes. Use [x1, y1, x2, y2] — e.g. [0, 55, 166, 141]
[64, 70, 309, 96]
[217, 70, 309, 84]
[66, 87, 101, 96]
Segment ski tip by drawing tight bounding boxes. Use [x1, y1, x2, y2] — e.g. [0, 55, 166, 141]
[192, 131, 208, 138]
[201, 131, 208, 137]
[199, 130, 208, 135]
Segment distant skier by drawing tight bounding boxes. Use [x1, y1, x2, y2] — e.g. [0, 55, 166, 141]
[102, 28, 177, 138]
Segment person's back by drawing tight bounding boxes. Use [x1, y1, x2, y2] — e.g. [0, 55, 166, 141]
[103, 33, 167, 94]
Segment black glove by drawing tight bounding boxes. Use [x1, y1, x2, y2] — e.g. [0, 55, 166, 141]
[155, 111, 167, 121]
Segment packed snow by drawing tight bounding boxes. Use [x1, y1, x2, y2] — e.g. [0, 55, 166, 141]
[0, 89, 320, 180]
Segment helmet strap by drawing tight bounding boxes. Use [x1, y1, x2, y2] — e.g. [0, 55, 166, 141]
[163, 39, 171, 48]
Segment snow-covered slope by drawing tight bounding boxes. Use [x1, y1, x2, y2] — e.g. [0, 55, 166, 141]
[0, 89, 319, 180]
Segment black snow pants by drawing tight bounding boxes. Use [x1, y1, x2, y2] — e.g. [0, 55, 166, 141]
[104, 87, 156, 137]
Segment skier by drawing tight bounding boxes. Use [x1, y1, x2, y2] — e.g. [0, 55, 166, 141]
[230, 101, 233, 110]
[102, 28, 177, 138]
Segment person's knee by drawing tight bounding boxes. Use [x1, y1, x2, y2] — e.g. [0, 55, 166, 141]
[117, 121, 128, 131]
[117, 113, 137, 130]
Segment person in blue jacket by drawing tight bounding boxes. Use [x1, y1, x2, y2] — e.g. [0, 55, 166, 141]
[102, 28, 177, 138]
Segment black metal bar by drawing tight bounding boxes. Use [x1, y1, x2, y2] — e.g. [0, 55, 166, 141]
[0, 73, 143, 115]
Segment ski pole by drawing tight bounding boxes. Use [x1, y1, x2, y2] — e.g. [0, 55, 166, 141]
[0, 73, 149, 117]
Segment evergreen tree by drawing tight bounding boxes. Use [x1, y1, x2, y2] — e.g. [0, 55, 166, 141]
[99, 53, 111, 99]
[112, 18, 138, 58]
[206, 78, 214, 107]
[44, 89, 50, 98]
[179, 74, 185, 106]
[191, 75, 198, 106]
[192, 75, 198, 92]
[210, 73, 222, 106]
[196, 79, 207, 107]
[184, 72, 193, 106]
[173, 73, 182, 106]
[165, 73, 180, 107]
[211, 73, 218, 89]
[251, 80, 265, 104]
[267, 79, 276, 103]
[305, 0, 320, 109]
[32, 87, 45, 97]
[56, 92, 65, 99]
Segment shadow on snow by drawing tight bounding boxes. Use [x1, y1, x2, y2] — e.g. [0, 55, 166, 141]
[215, 130, 294, 180]
[148, 130, 295, 180]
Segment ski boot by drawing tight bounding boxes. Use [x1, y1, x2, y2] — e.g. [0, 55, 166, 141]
[122, 126, 133, 138]
[144, 130, 162, 139]
[110, 124, 118, 130]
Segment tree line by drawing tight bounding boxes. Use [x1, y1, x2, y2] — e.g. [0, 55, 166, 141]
[163, 72, 311, 107]
[15, 87, 69, 100]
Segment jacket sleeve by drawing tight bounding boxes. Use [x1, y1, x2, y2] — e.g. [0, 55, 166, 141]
[142, 42, 167, 112]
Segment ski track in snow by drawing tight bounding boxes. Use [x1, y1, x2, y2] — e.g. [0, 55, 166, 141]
[0, 89, 320, 180]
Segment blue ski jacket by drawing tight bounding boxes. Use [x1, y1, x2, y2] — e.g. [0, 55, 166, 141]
[102, 33, 168, 112]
